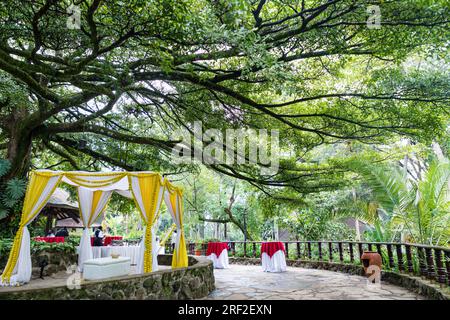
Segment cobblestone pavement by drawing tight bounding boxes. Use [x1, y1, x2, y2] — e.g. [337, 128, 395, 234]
[205, 265, 425, 300]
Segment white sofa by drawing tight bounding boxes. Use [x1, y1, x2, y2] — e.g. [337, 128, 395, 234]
[83, 257, 131, 280]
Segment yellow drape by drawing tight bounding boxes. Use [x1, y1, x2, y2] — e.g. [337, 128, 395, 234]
[129, 173, 164, 273]
[77, 189, 110, 227]
[1, 171, 62, 283]
[165, 181, 188, 268]
[64, 172, 126, 188]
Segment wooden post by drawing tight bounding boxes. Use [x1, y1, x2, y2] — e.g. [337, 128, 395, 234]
[285, 242, 289, 259]
[307, 242, 312, 260]
[45, 213, 53, 235]
[376, 244, 383, 264]
[396, 244, 404, 272]
[253, 242, 256, 258]
[425, 248, 436, 280]
[338, 242, 344, 263]
[446, 251, 450, 286]
[357, 243, 363, 262]
[328, 242, 333, 261]
[434, 249, 446, 286]
[318, 242, 323, 261]
[418, 247, 427, 277]
[349, 242, 354, 263]
[296, 242, 301, 260]
[232, 242, 236, 256]
[386, 244, 395, 269]
[244, 241, 247, 258]
[405, 245, 414, 274]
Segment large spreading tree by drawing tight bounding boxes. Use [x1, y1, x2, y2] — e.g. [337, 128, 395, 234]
[0, 0, 449, 223]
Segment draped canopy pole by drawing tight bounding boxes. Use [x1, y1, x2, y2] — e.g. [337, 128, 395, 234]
[1, 171, 62, 285]
[129, 173, 165, 273]
[164, 179, 188, 268]
[77, 188, 113, 272]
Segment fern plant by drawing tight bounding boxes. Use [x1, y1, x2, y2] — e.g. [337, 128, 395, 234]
[0, 159, 26, 220]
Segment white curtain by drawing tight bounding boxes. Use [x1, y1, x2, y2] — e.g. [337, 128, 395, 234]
[135, 225, 160, 273]
[164, 191, 181, 253]
[77, 187, 112, 272]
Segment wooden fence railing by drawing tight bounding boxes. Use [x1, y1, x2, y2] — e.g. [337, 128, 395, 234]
[165, 240, 449, 287]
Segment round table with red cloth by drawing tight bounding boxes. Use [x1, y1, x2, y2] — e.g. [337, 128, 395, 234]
[261, 241, 286, 272]
[34, 236, 65, 243]
[90, 236, 123, 246]
[206, 242, 229, 269]
[206, 242, 228, 256]
[261, 241, 285, 258]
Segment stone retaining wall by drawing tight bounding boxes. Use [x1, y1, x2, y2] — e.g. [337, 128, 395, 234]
[229, 257, 449, 300]
[0, 255, 215, 300]
[0, 250, 77, 277]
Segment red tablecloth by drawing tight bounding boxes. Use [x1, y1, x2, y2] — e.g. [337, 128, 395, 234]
[206, 242, 228, 256]
[34, 237, 65, 243]
[261, 242, 285, 258]
[104, 236, 123, 246]
[90, 236, 123, 246]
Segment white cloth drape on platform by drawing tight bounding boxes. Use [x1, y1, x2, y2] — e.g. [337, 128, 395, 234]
[207, 250, 229, 269]
[77, 187, 112, 272]
[261, 251, 287, 273]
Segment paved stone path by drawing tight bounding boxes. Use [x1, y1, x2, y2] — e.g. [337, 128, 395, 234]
[205, 265, 425, 300]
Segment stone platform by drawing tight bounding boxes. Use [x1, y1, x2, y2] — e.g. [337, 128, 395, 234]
[0, 255, 215, 300]
[205, 265, 426, 300]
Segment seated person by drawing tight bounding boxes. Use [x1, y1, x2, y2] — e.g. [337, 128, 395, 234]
[46, 229, 55, 237]
[93, 226, 104, 246]
[55, 227, 69, 237]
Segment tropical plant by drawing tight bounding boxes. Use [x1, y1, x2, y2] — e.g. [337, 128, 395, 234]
[349, 158, 450, 246]
[0, 159, 26, 221]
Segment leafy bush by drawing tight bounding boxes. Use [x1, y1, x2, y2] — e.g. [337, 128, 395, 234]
[0, 159, 26, 221]
[0, 238, 77, 260]
[31, 241, 77, 255]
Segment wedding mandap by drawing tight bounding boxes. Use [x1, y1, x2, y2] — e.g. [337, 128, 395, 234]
[0, 170, 188, 286]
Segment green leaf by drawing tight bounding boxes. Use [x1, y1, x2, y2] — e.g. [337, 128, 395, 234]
[5, 178, 26, 200]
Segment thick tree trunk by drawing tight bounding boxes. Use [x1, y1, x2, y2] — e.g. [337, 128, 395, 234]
[5, 133, 32, 180]
[3, 107, 33, 180]
[0, 109, 33, 228]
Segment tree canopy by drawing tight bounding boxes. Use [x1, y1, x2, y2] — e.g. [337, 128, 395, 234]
[0, 0, 448, 204]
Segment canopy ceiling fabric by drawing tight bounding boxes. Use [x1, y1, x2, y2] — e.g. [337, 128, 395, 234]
[0, 170, 186, 286]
